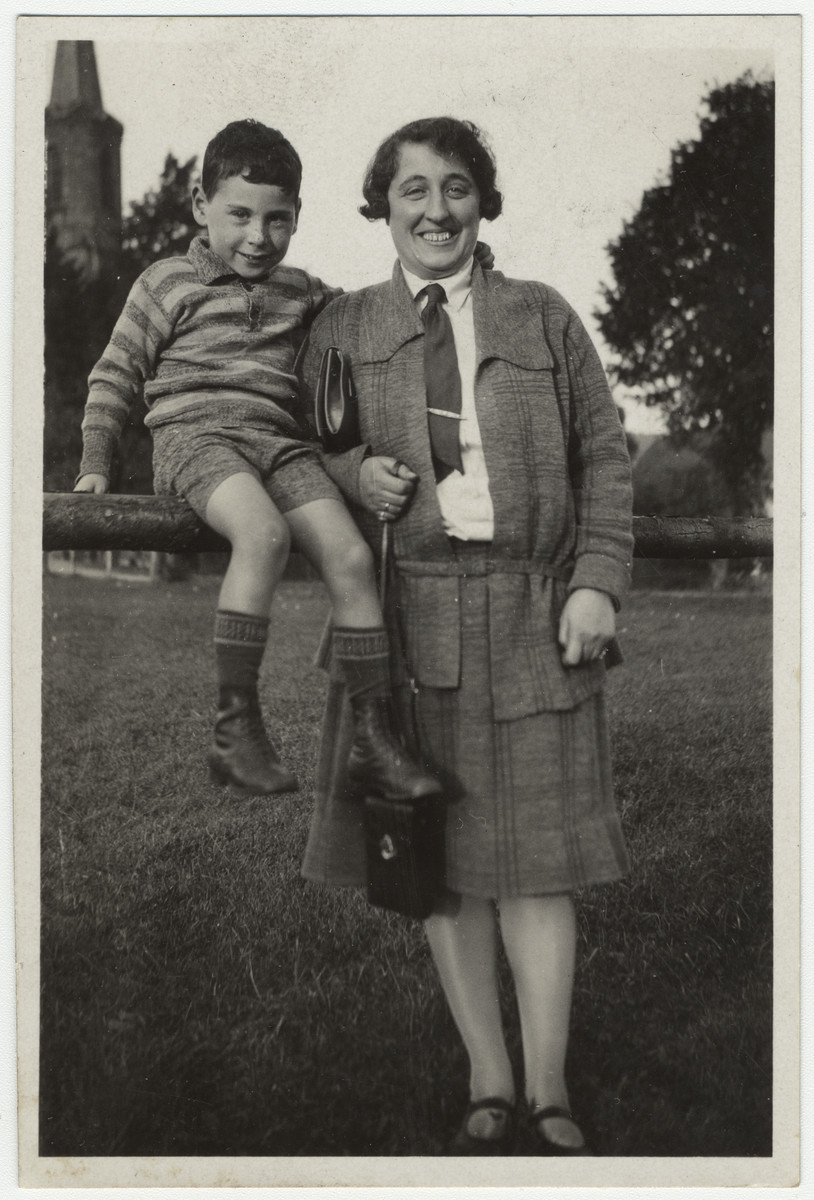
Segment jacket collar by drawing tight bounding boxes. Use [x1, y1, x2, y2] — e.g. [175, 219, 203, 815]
[188, 236, 241, 285]
[471, 264, 553, 370]
[359, 261, 552, 370]
[359, 262, 423, 362]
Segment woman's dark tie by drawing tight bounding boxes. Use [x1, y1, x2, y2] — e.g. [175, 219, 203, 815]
[420, 283, 464, 480]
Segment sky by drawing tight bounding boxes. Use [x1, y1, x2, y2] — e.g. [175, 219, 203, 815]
[41, 16, 777, 434]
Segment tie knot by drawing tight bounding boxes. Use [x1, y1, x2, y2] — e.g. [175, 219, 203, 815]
[422, 283, 447, 308]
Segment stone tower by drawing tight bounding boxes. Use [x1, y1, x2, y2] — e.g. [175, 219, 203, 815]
[45, 40, 123, 282]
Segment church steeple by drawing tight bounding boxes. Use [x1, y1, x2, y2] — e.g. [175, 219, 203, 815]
[48, 40, 104, 114]
[45, 40, 123, 282]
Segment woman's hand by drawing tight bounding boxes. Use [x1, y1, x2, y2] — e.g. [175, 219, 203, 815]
[558, 588, 615, 667]
[359, 456, 419, 522]
[73, 474, 109, 494]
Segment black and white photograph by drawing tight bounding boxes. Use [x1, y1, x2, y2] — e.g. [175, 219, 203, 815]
[12, 11, 800, 1190]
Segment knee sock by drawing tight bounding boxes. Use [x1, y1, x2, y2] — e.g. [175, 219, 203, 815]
[331, 626, 390, 700]
[214, 609, 269, 697]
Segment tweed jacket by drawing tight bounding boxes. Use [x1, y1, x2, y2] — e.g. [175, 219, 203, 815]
[303, 262, 634, 720]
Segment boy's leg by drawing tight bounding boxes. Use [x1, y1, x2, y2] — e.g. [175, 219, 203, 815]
[206, 470, 289, 701]
[203, 472, 297, 795]
[284, 497, 380, 627]
[285, 498, 440, 802]
[205, 471, 291, 616]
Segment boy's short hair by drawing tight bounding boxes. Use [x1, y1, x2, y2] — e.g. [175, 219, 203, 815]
[359, 117, 503, 222]
[201, 119, 303, 200]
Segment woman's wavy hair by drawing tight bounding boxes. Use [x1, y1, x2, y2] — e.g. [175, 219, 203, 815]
[359, 118, 503, 222]
[201, 119, 303, 200]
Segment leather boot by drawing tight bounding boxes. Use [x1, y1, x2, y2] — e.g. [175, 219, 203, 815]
[346, 695, 442, 801]
[208, 687, 298, 795]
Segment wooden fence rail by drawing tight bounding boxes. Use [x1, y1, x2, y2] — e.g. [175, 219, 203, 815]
[42, 493, 773, 560]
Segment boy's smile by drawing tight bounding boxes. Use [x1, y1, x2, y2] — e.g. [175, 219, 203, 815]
[192, 175, 300, 280]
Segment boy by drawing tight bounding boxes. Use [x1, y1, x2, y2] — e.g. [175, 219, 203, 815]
[74, 118, 437, 801]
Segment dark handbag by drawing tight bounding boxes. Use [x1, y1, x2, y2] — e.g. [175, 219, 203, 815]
[362, 536, 446, 920]
[364, 792, 446, 920]
[314, 346, 360, 453]
[603, 637, 624, 668]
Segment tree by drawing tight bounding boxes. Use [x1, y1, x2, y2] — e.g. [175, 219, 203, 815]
[44, 154, 199, 491]
[113, 155, 200, 491]
[596, 74, 774, 513]
[43, 231, 121, 491]
[120, 154, 199, 281]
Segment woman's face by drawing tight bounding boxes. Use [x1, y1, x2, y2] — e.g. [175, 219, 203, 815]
[386, 141, 481, 280]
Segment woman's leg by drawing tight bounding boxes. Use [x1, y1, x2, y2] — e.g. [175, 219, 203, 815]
[424, 894, 515, 1139]
[498, 893, 584, 1149]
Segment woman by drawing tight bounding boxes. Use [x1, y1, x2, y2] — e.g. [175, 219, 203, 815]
[300, 118, 633, 1155]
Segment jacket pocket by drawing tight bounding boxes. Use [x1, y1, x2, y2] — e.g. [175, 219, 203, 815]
[488, 575, 604, 721]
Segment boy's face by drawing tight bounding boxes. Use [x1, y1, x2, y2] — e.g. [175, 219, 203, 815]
[192, 174, 300, 280]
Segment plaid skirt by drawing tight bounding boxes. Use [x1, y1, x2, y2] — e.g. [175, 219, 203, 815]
[301, 571, 629, 898]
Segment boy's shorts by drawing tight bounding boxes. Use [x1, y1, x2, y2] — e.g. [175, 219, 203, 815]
[152, 424, 342, 520]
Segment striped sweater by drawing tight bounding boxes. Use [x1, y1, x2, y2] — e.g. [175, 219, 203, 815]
[78, 236, 341, 480]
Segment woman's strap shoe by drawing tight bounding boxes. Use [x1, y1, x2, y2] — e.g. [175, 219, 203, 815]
[449, 1096, 516, 1156]
[528, 1104, 592, 1156]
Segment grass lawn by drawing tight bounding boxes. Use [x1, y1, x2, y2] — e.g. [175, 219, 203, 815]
[39, 571, 772, 1157]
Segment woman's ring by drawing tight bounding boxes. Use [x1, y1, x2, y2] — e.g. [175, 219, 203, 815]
[392, 460, 405, 475]
[384, 501, 391, 512]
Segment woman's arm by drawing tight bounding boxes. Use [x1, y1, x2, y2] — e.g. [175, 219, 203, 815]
[536, 291, 633, 665]
[560, 301, 634, 606]
[301, 298, 418, 519]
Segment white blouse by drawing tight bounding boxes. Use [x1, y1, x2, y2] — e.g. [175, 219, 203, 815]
[401, 260, 495, 542]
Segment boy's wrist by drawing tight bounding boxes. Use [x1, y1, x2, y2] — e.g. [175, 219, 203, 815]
[78, 427, 116, 483]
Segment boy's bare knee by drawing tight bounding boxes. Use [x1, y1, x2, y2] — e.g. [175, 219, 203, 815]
[233, 513, 290, 564]
[261, 516, 291, 564]
[335, 536, 375, 582]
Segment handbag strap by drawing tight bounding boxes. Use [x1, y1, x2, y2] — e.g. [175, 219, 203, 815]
[379, 522, 389, 610]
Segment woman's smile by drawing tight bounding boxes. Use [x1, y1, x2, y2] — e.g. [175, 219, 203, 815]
[387, 142, 481, 279]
